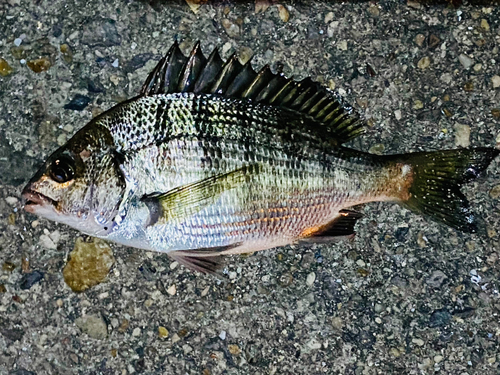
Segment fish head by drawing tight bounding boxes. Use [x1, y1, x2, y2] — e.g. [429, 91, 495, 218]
[22, 125, 126, 237]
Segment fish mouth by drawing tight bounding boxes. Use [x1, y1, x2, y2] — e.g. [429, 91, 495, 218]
[22, 189, 57, 213]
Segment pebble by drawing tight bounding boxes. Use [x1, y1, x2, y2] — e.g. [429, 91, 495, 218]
[394, 110, 402, 120]
[454, 123, 470, 147]
[132, 327, 141, 337]
[27, 57, 52, 73]
[306, 272, 316, 286]
[60, 44, 73, 64]
[158, 326, 169, 338]
[368, 5, 379, 17]
[412, 338, 425, 346]
[112, 58, 119, 68]
[473, 63, 482, 72]
[64, 94, 91, 111]
[81, 18, 122, 47]
[219, 330, 226, 340]
[166, 284, 176, 295]
[0, 58, 13, 76]
[434, 355, 443, 363]
[63, 237, 115, 292]
[277, 5, 289, 22]
[480, 18, 490, 31]
[5, 196, 18, 205]
[19, 270, 44, 290]
[415, 34, 425, 46]
[492, 75, 500, 89]
[458, 54, 473, 69]
[429, 309, 452, 327]
[185, 0, 203, 13]
[221, 19, 240, 38]
[368, 143, 385, 155]
[75, 314, 108, 340]
[14, 38, 22, 47]
[39, 234, 57, 250]
[413, 100, 424, 110]
[417, 56, 431, 69]
[426, 270, 447, 288]
[489, 185, 500, 199]
[228, 344, 241, 355]
[337, 40, 348, 51]
[324, 12, 334, 23]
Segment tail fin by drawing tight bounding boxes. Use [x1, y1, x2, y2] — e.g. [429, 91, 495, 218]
[396, 148, 499, 233]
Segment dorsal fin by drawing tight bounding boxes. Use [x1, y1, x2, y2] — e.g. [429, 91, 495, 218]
[140, 41, 365, 143]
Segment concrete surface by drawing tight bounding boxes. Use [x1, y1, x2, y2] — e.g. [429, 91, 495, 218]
[0, 0, 500, 374]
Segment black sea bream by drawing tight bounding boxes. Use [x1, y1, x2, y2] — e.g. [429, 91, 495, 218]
[22, 42, 499, 273]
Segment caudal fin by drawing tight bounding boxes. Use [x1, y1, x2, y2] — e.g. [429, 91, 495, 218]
[397, 148, 499, 233]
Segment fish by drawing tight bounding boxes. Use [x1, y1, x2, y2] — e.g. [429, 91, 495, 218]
[22, 41, 499, 273]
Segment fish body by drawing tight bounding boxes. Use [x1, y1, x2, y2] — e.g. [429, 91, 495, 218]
[22, 42, 499, 273]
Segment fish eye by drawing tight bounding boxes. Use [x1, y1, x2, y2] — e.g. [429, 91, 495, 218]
[49, 155, 76, 183]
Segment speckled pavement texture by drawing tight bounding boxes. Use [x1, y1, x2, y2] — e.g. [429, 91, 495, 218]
[1, 1, 500, 374]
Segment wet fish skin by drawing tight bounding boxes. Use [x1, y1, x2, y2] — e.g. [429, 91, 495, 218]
[22, 42, 499, 273]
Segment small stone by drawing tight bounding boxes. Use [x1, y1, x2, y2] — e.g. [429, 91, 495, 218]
[415, 34, 425, 47]
[39, 233, 57, 249]
[407, 0, 421, 9]
[338, 40, 348, 51]
[118, 319, 129, 333]
[277, 5, 289, 22]
[454, 124, 470, 147]
[413, 100, 424, 109]
[463, 80, 474, 92]
[63, 237, 115, 292]
[0, 58, 13, 76]
[201, 286, 210, 297]
[167, 284, 176, 295]
[14, 38, 22, 47]
[81, 18, 122, 47]
[368, 143, 385, 155]
[426, 270, 447, 288]
[158, 326, 169, 338]
[171, 333, 181, 343]
[429, 309, 452, 328]
[60, 44, 73, 64]
[75, 314, 108, 340]
[368, 5, 379, 17]
[221, 19, 240, 38]
[27, 57, 51, 73]
[228, 344, 241, 355]
[417, 232, 427, 248]
[480, 18, 490, 31]
[132, 327, 141, 337]
[306, 272, 316, 286]
[394, 110, 402, 120]
[112, 58, 119, 68]
[219, 330, 226, 340]
[492, 75, 500, 89]
[239, 47, 253, 64]
[390, 348, 401, 357]
[324, 12, 334, 23]
[489, 185, 500, 199]
[434, 355, 443, 363]
[417, 56, 431, 69]
[185, 0, 206, 13]
[492, 109, 500, 119]
[458, 54, 473, 69]
[0, 284, 6, 293]
[487, 357, 496, 364]
[64, 94, 91, 111]
[19, 270, 44, 290]
[412, 338, 425, 346]
[375, 317, 382, 324]
[255, 0, 270, 14]
[3, 261, 16, 272]
[473, 63, 482, 72]
[428, 34, 440, 49]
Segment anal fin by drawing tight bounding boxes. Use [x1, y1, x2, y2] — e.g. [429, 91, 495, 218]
[298, 209, 363, 244]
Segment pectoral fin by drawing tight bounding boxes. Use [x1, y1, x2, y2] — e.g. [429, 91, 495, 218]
[168, 242, 242, 274]
[141, 165, 258, 226]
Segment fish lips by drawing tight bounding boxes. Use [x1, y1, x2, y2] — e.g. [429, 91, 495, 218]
[21, 188, 57, 214]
